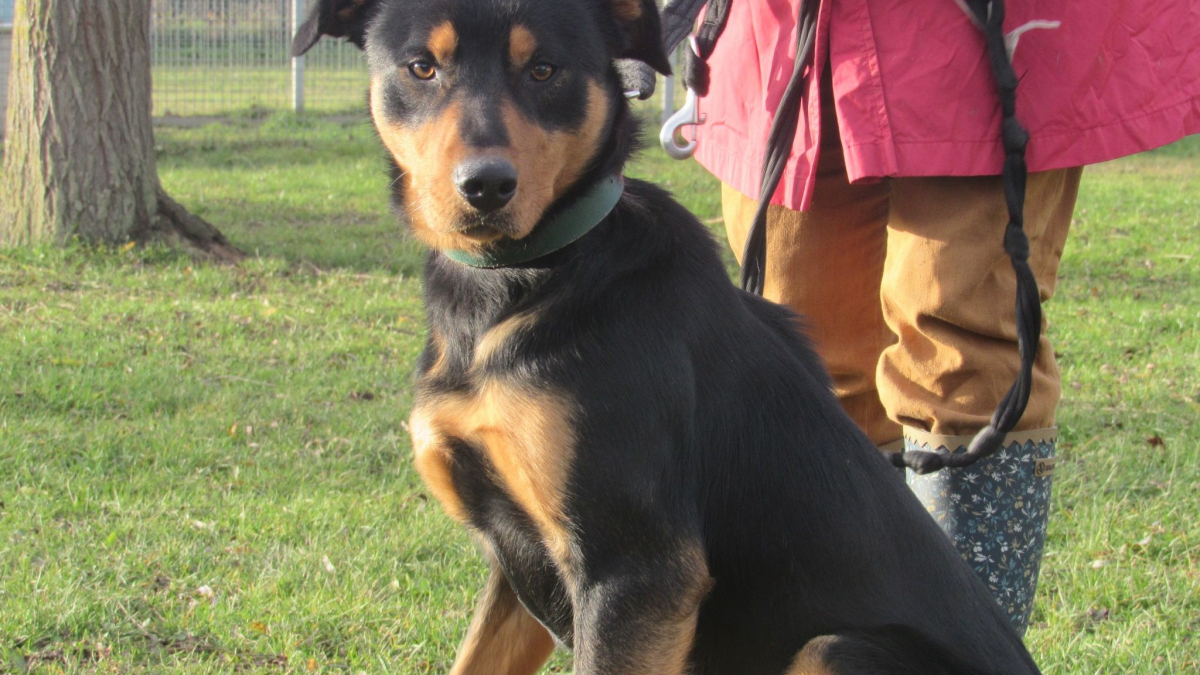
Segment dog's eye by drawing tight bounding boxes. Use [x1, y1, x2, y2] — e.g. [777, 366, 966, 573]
[409, 61, 437, 81]
[529, 63, 556, 82]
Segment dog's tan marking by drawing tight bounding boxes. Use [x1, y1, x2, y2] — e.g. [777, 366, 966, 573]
[337, 0, 370, 20]
[425, 329, 450, 379]
[428, 21, 458, 63]
[785, 635, 843, 675]
[508, 25, 537, 69]
[634, 544, 712, 673]
[472, 311, 540, 370]
[611, 0, 644, 22]
[501, 80, 611, 239]
[371, 80, 498, 253]
[450, 564, 556, 675]
[409, 404, 470, 523]
[587, 543, 713, 674]
[409, 380, 576, 562]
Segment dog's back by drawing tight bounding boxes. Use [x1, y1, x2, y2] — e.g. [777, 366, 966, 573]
[570, 181, 1040, 674]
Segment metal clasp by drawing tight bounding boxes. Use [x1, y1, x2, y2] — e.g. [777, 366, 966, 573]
[659, 87, 705, 160]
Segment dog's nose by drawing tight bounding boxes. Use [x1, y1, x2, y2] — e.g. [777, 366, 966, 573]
[454, 159, 518, 213]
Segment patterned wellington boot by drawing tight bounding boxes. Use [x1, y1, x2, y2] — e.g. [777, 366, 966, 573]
[904, 427, 1056, 636]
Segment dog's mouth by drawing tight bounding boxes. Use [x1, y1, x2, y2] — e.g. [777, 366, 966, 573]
[452, 212, 521, 243]
[458, 224, 504, 241]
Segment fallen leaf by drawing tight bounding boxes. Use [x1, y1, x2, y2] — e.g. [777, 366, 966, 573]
[1146, 435, 1165, 447]
[195, 585, 217, 606]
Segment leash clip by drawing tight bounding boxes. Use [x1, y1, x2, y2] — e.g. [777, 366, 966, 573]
[659, 87, 705, 160]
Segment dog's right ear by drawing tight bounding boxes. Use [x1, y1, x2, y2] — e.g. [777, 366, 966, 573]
[291, 0, 383, 57]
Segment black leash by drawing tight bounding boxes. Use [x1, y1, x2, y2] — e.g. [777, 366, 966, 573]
[893, 0, 1041, 474]
[673, 0, 1040, 474]
[676, 0, 817, 294]
[733, 0, 816, 297]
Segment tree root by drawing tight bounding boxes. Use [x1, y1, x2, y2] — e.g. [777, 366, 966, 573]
[149, 188, 246, 263]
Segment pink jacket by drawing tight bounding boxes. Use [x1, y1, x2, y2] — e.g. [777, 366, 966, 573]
[695, 0, 1200, 211]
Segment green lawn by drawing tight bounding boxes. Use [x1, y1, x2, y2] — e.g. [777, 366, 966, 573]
[1, 114, 1197, 674]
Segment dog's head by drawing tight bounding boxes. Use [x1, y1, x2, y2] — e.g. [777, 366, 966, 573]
[294, 0, 670, 255]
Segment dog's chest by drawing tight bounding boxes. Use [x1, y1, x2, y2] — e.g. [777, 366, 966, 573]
[409, 381, 574, 548]
[408, 312, 578, 563]
[408, 377, 580, 642]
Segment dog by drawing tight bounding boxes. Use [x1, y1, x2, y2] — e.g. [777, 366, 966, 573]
[293, 1, 1045, 673]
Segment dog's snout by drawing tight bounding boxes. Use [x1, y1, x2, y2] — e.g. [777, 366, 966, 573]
[455, 159, 518, 213]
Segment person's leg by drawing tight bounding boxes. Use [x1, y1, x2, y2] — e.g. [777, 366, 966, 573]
[879, 168, 1082, 634]
[878, 169, 1079, 435]
[722, 90, 899, 447]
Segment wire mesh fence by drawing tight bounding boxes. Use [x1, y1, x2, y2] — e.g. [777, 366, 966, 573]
[151, 0, 368, 117]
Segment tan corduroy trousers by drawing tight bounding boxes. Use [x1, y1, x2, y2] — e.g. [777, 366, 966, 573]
[722, 90, 1081, 445]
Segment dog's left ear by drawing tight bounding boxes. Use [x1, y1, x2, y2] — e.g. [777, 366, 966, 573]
[291, 0, 383, 57]
[608, 0, 673, 75]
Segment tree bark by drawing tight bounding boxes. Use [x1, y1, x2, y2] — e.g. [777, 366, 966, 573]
[0, 0, 242, 261]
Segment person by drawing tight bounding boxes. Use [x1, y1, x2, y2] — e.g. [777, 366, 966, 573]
[648, 0, 1200, 634]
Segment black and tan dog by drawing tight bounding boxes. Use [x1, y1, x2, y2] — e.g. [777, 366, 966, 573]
[293, 1, 1044, 673]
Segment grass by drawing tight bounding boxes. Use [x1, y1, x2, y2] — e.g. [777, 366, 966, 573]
[1, 113, 1198, 674]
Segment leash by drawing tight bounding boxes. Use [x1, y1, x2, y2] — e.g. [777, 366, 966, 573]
[444, 175, 625, 268]
[895, 0, 1042, 474]
[660, 0, 1040, 474]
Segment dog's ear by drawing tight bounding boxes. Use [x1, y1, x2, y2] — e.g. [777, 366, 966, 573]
[291, 0, 383, 57]
[608, 0, 673, 75]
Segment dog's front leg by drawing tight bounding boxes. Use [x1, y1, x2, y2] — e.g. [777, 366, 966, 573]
[449, 561, 556, 675]
[572, 545, 712, 675]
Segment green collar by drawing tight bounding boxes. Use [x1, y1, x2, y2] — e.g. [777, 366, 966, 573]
[444, 175, 624, 268]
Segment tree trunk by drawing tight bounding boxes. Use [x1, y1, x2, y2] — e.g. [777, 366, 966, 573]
[0, 0, 242, 261]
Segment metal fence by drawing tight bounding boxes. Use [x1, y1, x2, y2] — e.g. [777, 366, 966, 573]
[1, 1, 676, 122]
[151, 0, 368, 117]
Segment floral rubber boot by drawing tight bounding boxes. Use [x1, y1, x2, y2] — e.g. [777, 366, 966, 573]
[904, 427, 1056, 636]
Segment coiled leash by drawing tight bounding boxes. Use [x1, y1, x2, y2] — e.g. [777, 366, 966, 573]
[660, 0, 1042, 474]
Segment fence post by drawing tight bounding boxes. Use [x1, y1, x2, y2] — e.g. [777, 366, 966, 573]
[291, 0, 306, 113]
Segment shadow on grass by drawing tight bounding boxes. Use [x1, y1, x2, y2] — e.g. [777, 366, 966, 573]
[156, 114, 428, 275]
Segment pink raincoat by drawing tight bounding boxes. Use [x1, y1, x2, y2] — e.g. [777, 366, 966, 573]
[695, 0, 1200, 211]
